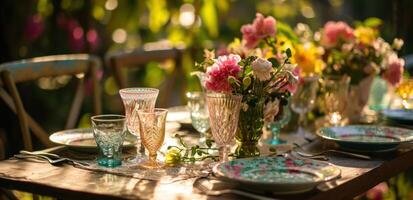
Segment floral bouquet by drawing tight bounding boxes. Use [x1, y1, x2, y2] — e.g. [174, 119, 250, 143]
[319, 20, 404, 86]
[316, 19, 405, 120]
[194, 13, 298, 157]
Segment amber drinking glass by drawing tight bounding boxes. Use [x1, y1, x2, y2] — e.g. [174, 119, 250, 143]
[137, 108, 168, 169]
[119, 88, 159, 163]
[206, 93, 242, 162]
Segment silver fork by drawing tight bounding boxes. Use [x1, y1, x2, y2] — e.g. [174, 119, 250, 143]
[18, 151, 90, 166]
[293, 143, 371, 160]
[194, 178, 277, 200]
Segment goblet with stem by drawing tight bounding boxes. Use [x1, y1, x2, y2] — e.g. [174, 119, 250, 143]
[206, 93, 242, 163]
[266, 104, 291, 145]
[291, 76, 319, 136]
[119, 88, 159, 163]
[186, 92, 211, 144]
[138, 108, 168, 169]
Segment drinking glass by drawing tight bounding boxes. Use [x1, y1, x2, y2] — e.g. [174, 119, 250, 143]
[291, 76, 319, 135]
[91, 115, 126, 168]
[206, 93, 242, 162]
[266, 104, 291, 145]
[322, 76, 350, 126]
[186, 92, 211, 143]
[138, 108, 168, 169]
[119, 88, 159, 163]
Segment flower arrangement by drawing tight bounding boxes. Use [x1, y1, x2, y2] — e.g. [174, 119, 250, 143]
[318, 19, 404, 86]
[194, 13, 298, 157]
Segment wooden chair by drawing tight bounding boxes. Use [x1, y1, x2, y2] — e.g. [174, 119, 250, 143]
[0, 54, 102, 151]
[106, 46, 186, 107]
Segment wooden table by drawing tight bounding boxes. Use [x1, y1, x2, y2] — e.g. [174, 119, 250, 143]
[1, 131, 413, 200]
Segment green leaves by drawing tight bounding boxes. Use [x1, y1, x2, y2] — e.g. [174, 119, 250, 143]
[286, 48, 292, 58]
[146, 0, 169, 33]
[364, 17, 382, 28]
[201, 0, 218, 37]
[276, 21, 299, 42]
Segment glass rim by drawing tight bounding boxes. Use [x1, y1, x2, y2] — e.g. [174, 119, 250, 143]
[91, 114, 126, 122]
[119, 87, 159, 94]
[137, 108, 168, 115]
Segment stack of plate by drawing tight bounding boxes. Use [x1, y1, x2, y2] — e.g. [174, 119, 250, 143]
[317, 125, 413, 152]
[381, 109, 413, 129]
[213, 157, 341, 194]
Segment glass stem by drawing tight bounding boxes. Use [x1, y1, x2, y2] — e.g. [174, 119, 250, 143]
[149, 152, 157, 164]
[298, 112, 306, 136]
[219, 145, 229, 162]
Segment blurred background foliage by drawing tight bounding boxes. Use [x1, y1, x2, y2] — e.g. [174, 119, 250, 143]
[0, 0, 413, 199]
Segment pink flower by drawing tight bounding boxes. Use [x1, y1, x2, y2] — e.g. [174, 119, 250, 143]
[366, 182, 388, 200]
[241, 13, 277, 48]
[205, 54, 242, 93]
[321, 21, 354, 47]
[382, 53, 404, 86]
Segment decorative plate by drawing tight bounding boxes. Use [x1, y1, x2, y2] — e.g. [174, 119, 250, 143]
[49, 128, 136, 151]
[317, 125, 413, 152]
[381, 109, 413, 124]
[213, 157, 341, 194]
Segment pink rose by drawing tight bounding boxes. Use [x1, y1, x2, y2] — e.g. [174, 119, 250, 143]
[241, 13, 277, 49]
[206, 54, 242, 93]
[382, 53, 404, 86]
[321, 21, 354, 47]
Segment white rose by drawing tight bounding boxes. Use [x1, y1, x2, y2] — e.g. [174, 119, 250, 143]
[263, 99, 280, 123]
[251, 58, 273, 81]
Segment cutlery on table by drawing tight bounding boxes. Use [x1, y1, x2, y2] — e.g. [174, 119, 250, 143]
[293, 143, 371, 160]
[16, 150, 90, 167]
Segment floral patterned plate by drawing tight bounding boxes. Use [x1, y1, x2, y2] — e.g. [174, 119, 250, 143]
[381, 109, 413, 124]
[213, 157, 341, 194]
[317, 125, 413, 152]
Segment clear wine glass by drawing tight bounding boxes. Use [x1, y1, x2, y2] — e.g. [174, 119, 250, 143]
[206, 93, 242, 163]
[186, 92, 211, 144]
[322, 76, 350, 126]
[265, 104, 291, 145]
[119, 88, 159, 163]
[291, 76, 319, 136]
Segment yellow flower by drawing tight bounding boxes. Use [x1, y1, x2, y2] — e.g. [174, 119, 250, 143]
[354, 27, 377, 45]
[292, 43, 325, 77]
[164, 148, 181, 166]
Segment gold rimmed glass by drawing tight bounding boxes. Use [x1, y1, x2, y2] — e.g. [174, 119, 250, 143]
[206, 93, 242, 162]
[137, 108, 168, 169]
[119, 88, 159, 163]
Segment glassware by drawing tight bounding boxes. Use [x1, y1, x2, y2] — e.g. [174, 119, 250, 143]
[91, 114, 126, 168]
[119, 88, 159, 163]
[395, 78, 413, 109]
[265, 104, 291, 145]
[322, 76, 350, 126]
[291, 76, 319, 135]
[137, 108, 168, 169]
[206, 93, 242, 162]
[186, 92, 211, 143]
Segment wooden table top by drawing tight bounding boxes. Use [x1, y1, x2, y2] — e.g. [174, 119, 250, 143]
[1, 130, 413, 200]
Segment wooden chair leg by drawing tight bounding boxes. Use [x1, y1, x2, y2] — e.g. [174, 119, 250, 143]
[1, 71, 32, 151]
[65, 78, 85, 129]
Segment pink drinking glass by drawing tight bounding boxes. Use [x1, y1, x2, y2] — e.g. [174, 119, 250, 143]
[119, 88, 159, 163]
[206, 93, 242, 162]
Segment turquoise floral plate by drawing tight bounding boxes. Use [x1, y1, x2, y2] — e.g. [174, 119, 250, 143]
[381, 109, 413, 124]
[213, 157, 341, 194]
[317, 125, 413, 152]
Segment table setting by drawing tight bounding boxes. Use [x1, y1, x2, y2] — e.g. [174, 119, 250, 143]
[4, 13, 413, 200]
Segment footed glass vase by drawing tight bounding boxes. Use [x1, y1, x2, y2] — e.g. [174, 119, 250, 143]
[235, 100, 265, 158]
